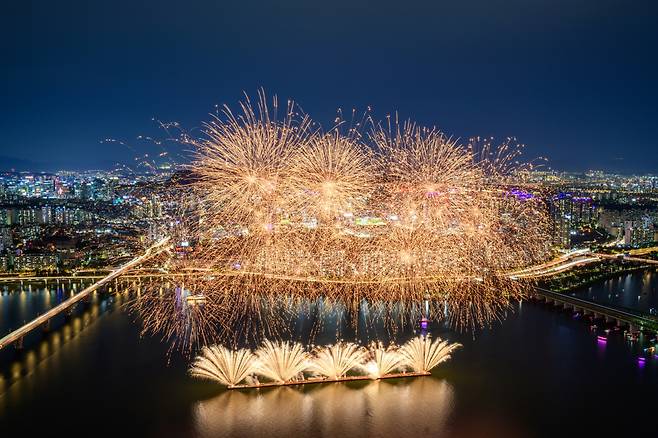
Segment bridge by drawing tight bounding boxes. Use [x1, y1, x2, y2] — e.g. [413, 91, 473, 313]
[0, 237, 172, 350]
[3, 247, 649, 286]
[533, 287, 658, 333]
[0, 272, 179, 283]
[0, 250, 604, 285]
[595, 253, 658, 266]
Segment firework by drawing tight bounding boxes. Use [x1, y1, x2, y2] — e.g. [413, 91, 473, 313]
[254, 340, 309, 383]
[285, 130, 374, 220]
[364, 342, 405, 379]
[189, 338, 460, 388]
[128, 277, 226, 355]
[192, 91, 313, 231]
[400, 336, 461, 373]
[131, 91, 553, 351]
[189, 345, 256, 386]
[306, 342, 367, 379]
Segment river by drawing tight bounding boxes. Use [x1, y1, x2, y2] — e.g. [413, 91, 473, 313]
[0, 275, 656, 437]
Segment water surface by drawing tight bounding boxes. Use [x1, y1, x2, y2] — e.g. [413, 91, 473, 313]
[0, 280, 656, 437]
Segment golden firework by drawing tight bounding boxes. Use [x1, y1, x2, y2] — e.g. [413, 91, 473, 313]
[129, 92, 553, 351]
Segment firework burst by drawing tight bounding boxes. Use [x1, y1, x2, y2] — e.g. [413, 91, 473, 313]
[364, 342, 405, 379]
[189, 337, 460, 388]
[131, 92, 553, 352]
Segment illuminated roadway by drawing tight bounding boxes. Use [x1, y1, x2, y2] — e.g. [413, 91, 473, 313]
[0, 237, 171, 350]
[7, 248, 657, 285]
[595, 253, 658, 266]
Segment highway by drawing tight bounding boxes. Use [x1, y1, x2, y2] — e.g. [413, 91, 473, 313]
[595, 253, 658, 266]
[508, 249, 600, 279]
[0, 237, 171, 350]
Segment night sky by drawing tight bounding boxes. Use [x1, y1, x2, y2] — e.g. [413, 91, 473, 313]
[2, 0, 657, 172]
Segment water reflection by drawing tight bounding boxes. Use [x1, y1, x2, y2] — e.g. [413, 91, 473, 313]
[194, 377, 454, 437]
[0, 298, 110, 395]
[577, 269, 658, 312]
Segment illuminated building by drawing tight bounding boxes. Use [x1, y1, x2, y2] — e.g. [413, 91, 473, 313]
[623, 218, 656, 247]
[12, 253, 59, 272]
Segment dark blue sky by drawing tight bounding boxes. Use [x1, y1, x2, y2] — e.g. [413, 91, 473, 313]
[2, 0, 657, 172]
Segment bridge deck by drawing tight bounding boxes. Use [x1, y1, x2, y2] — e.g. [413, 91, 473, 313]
[0, 238, 170, 350]
[534, 287, 658, 332]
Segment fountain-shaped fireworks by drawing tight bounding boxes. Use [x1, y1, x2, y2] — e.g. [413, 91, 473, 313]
[306, 342, 367, 379]
[255, 340, 309, 383]
[363, 342, 405, 379]
[189, 336, 462, 388]
[399, 336, 462, 373]
[189, 345, 256, 386]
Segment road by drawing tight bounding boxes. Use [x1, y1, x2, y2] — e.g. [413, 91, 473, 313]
[0, 237, 171, 350]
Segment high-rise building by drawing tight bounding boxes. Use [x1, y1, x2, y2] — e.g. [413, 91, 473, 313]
[12, 253, 59, 272]
[549, 193, 597, 248]
[624, 218, 656, 247]
[0, 226, 12, 251]
[0, 255, 9, 272]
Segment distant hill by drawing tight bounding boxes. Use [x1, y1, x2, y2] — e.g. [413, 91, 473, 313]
[0, 155, 43, 171]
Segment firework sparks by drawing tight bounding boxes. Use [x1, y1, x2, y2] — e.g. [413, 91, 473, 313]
[189, 337, 459, 388]
[307, 342, 368, 379]
[255, 340, 309, 383]
[189, 345, 256, 386]
[131, 91, 552, 351]
[364, 342, 405, 379]
[400, 336, 462, 373]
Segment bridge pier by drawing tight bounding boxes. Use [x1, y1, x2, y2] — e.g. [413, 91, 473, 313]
[534, 288, 658, 334]
[15, 336, 24, 350]
[42, 319, 52, 332]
